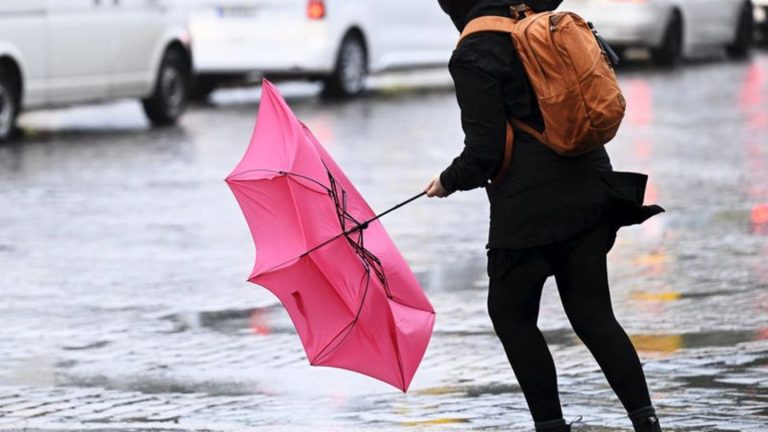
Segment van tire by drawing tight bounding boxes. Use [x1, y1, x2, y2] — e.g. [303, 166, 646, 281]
[143, 48, 190, 126]
[0, 66, 20, 142]
[323, 33, 367, 98]
[726, 2, 753, 59]
[652, 11, 684, 67]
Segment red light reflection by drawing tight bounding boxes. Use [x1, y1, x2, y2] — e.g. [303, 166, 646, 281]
[249, 309, 272, 336]
[625, 79, 653, 127]
[754, 204, 768, 224]
[753, 204, 768, 235]
[625, 78, 662, 234]
[739, 63, 767, 130]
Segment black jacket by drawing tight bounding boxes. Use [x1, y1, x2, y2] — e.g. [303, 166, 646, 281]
[438, 0, 663, 249]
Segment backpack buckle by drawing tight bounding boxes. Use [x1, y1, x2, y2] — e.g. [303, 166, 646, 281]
[510, 4, 530, 20]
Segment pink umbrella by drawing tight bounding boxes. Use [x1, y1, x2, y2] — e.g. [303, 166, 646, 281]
[225, 80, 435, 392]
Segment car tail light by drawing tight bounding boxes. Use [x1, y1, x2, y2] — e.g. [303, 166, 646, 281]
[307, 0, 326, 20]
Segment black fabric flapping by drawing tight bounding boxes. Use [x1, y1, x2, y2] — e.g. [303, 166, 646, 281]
[598, 170, 666, 229]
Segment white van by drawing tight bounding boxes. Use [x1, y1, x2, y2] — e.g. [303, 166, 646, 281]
[0, 0, 192, 141]
[182, 0, 457, 98]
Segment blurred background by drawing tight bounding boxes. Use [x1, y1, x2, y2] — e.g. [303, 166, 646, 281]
[1, 1, 767, 431]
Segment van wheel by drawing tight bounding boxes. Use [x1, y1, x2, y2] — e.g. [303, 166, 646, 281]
[726, 2, 753, 59]
[143, 48, 190, 126]
[323, 33, 367, 98]
[652, 11, 684, 66]
[0, 66, 20, 142]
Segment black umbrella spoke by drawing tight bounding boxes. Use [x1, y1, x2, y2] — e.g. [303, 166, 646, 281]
[249, 165, 424, 301]
[355, 233, 390, 297]
[323, 163, 391, 298]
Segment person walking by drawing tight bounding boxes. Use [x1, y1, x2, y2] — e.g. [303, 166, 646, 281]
[424, 1, 666, 431]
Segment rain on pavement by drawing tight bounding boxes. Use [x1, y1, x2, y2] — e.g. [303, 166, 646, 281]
[1, 50, 767, 431]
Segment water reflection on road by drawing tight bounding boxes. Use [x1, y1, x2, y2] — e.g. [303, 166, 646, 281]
[0, 55, 767, 430]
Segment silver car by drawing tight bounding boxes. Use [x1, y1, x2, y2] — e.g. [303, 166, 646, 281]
[566, 0, 754, 65]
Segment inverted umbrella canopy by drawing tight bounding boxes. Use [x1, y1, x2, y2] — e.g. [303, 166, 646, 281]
[225, 80, 435, 392]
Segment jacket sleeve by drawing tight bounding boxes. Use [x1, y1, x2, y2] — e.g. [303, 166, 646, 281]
[439, 52, 507, 193]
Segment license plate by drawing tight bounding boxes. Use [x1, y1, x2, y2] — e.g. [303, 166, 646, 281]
[217, 6, 258, 18]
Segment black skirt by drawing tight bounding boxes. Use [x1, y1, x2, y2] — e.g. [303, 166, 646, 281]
[486, 134, 665, 250]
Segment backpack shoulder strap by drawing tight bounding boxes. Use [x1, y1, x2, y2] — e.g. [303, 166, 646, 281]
[510, 118, 547, 145]
[457, 14, 551, 185]
[458, 16, 518, 47]
[491, 122, 515, 186]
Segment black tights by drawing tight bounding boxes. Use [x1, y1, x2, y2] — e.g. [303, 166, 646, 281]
[487, 224, 652, 424]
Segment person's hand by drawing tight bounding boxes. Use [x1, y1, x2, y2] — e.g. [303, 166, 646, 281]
[425, 175, 450, 198]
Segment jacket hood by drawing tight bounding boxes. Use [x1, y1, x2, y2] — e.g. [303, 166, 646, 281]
[438, 0, 564, 31]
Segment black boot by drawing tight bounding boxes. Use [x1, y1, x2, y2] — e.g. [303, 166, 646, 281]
[629, 406, 662, 432]
[534, 418, 570, 432]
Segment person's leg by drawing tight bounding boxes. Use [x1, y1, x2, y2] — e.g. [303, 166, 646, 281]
[553, 225, 660, 431]
[487, 249, 568, 431]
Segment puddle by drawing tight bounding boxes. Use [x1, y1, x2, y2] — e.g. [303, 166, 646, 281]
[62, 341, 111, 351]
[17, 430, 196, 432]
[165, 306, 764, 358]
[164, 305, 289, 335]
[59, 373, 261, 396]
[436, 328, 761, 354]
[414, 382, 520, 398]
[434, 328, 576, 346]
[631, 330, 760, 353]
[682, 373, 766, 390]
[400, 417, 470, 427]
[630, 288, 755, 302]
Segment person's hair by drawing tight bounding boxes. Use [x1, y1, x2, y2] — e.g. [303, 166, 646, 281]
[438, 0, 563, 14]
[438, 0, 563, 31]
[437, 0, 480, 20]
[525, 0, 563, 12]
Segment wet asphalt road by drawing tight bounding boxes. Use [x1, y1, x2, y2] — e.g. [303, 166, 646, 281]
[1, 51, 767, 431]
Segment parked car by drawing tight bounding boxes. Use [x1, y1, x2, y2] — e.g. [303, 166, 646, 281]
[181, 0, 456, 98]
[756, 0, 768, 34]
[566, 0, 754, 65]
[0, 0, 192, 141]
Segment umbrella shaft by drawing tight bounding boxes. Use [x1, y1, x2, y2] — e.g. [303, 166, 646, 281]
[300, 191, 427, 258]
[367, 191, 427, 225]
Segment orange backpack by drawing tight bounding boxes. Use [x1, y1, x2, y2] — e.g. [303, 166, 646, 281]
[459, 5, 626, 183]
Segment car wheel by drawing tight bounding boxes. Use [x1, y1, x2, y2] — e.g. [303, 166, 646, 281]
[0, 66, 19, 142]
[726, 2, 753, 59]
[323, 33, 367, 98]
[143, 48, 190, 126]
[652, 11, 684, 67]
